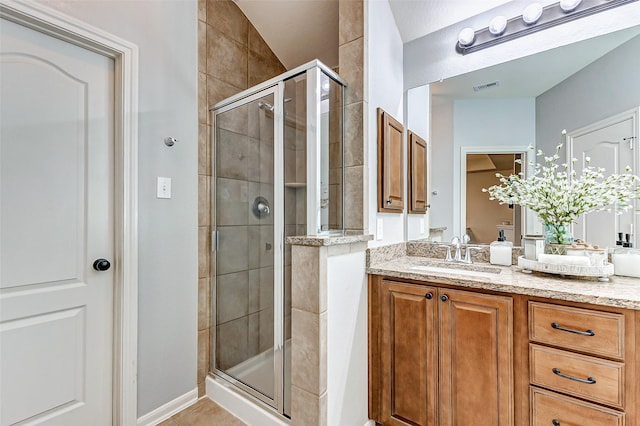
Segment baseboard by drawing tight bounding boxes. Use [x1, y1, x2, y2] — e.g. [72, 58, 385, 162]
[137, 388, 198, 426]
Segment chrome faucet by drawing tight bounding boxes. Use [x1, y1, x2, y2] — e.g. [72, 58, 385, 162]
[447, 236, 462, 262]
[444, 235, 479, 264]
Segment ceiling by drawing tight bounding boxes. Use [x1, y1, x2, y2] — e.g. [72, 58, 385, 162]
[234, 0, 339, 70]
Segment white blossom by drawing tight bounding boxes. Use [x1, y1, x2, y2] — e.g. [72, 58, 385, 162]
[485, 143, 640, 225]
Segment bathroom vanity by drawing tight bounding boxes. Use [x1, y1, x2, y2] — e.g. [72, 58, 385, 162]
[367, 242, 640, 426]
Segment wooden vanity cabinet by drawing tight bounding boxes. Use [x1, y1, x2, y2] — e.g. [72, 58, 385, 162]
[369, 276, 640, 426]
[370, 278, 514, 426]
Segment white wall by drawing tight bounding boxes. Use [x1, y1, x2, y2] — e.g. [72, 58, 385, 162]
[445, 98, 535, 237]
[537, 34, 640, 156]
[429, 96, 454, 240]
[406, 85, 430, 240]
[367, 0, 405, 247]
[327, 250, 369, 426]
[38, 0, 199, 418]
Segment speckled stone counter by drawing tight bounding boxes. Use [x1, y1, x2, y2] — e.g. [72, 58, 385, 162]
[367, 243, 640, 310]
[287, 234, 373, 246]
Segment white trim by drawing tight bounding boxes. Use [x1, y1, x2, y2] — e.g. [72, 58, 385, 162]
[307, 67, 322, 235]
[460, 145, 533, 241]
[136, 388, 198, 426]
[206, 376, 289, 426]
[0, 1, 139, 424]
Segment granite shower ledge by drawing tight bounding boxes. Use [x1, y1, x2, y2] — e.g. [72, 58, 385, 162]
[287, 234, 373, 246]
[368, 255, 640, 310]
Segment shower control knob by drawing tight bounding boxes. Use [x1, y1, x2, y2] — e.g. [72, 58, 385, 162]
[93, 258, 111, 271]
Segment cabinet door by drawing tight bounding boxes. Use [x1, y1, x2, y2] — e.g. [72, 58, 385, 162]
[378, 108, 405, 212]
[439, 289, 513, 426]
[380, 281, 437, 426]
[408, 131, 428, 214]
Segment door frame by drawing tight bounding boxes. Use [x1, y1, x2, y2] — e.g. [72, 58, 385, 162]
[460, 145, 533, 242]
[0, 1, 139, 424]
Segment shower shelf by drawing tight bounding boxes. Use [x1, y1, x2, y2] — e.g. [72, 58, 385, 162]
[284, 182, 306, 188]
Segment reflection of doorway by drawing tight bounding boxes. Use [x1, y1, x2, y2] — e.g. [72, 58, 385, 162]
[461, 146, 529, 246]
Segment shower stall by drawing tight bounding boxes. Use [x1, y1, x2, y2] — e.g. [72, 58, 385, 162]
[210, 60, 345, 418]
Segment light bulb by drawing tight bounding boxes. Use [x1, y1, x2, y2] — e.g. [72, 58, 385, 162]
[522, 3, 543, 24]
[560, 0, 582, 12]
[488, 16, 507, 36]
[458, 27, 475, 47]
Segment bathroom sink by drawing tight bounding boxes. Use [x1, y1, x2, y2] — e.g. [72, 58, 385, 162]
[409, 261, 502, 278]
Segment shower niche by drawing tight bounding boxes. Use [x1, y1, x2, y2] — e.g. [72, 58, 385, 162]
[210, 60, 345, 418]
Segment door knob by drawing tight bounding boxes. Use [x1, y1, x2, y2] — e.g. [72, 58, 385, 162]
[93, 258, 111, 271]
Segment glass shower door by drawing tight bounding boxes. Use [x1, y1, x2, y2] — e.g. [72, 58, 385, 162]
[212, 87, 283, 410]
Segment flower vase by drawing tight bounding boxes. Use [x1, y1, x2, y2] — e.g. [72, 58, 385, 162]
[544, 223, 574, 245]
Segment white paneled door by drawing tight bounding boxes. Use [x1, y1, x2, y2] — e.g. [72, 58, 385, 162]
[569, 111, 638, 249]
[1, 17, 114, 426]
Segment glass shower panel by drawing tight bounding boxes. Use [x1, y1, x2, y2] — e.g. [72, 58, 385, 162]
[282, 74, 307, 418]
[214, 91, 276, 402]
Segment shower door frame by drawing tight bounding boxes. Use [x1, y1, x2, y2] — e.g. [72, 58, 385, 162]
[210, 83, 286, 414]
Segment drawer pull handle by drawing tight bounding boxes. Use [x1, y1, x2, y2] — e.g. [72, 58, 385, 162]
[552, 367, 596, 384]
[551, 322, 595, 336]
[552, 420, 561, 426]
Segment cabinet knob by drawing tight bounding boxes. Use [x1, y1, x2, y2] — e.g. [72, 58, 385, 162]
[552, 420, 561, 426]
[425, 292, 433, 300]
[440, 294, 449, 302]
[386, 198, 392, 204]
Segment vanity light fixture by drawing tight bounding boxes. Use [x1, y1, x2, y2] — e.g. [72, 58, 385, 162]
[522, 3, 543, 24]
[458, 27, 476, 47]
[488, 16, 508, 35]
[456, 0, 638, 55]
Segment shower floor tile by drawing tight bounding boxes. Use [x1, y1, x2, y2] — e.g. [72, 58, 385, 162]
[160, 398, 247, 426]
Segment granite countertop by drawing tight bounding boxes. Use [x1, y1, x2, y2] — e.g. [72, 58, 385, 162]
[367, 243, 640, 310]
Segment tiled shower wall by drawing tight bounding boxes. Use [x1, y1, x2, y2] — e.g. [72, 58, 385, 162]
[197, 0, 286, 396]
[198, 0, 365, 398]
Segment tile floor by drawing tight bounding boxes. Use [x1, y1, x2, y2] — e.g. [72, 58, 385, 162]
[159, 398, 247, 426]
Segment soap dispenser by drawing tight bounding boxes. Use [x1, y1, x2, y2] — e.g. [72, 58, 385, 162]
[490, 230, 513, 266]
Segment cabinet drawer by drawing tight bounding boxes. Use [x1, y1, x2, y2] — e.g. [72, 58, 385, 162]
[529, 301, 624, 359]
[531, 387, 624, 426]
[530, 344, 624, 409]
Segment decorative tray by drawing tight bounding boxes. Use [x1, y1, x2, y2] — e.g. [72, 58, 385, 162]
[517, 256, 614, 281]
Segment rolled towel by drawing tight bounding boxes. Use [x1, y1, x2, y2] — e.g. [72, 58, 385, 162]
[538, 253, 590, 266]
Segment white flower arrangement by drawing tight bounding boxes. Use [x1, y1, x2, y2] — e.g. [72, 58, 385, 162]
[484, 143, 640, 227]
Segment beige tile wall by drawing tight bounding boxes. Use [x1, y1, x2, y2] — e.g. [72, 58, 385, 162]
[339, 0, 367, 234]
[198, 0, 286, 397]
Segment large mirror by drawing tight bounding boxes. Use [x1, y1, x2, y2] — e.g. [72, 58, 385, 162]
[425, 25, 640, 247]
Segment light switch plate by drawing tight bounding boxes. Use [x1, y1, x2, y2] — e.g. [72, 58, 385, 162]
[376, 218, 384, 240]
[420, 218, 425, 234]
[157, 177, 172, 199]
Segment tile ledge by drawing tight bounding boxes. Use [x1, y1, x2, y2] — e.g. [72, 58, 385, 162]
[287, 234, 373, 247]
